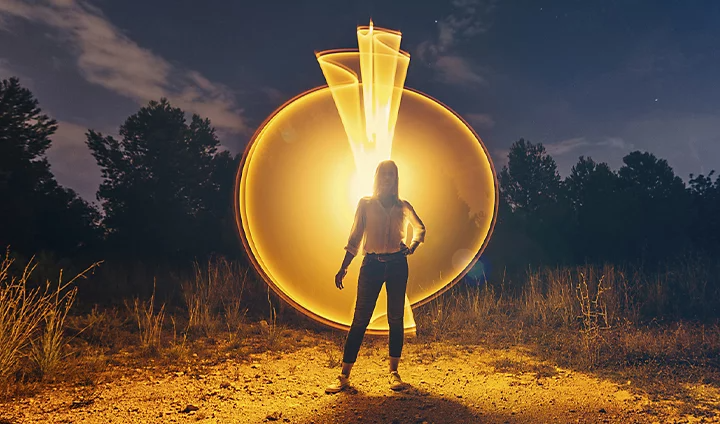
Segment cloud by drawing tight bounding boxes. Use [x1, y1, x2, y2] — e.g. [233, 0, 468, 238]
[259, 86, 286, 103]
[415, 0, 496, 86]
[0, 59, 11, 79]
[46, 120, 102, 202]
[491, 137, 635, 177]
[543, 137, 590, 156]
[434, 55, 485, 85]
[621, 32, 693, 79]
[464, 112, 495, 129]
[0, 0, 249, 135]
[599, 137, 632, 150]
[621, 112, 720, 178]
[0, 57, 25, 82]
[543, 136, 633, 157]
[543, 136, 636, 178]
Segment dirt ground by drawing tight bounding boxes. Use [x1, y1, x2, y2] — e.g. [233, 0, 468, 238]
[2, 332, 718, 424]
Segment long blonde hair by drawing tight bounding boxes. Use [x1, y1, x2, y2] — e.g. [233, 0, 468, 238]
[372, 160, 400, 202]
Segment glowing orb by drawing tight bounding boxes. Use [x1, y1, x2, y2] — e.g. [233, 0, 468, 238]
[235, 22, 498, 335]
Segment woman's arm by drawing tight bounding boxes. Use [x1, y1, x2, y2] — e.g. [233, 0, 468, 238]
[403, 200, 426, 254]
[344, 198, 366, 257]
[336, 199, 366, 289]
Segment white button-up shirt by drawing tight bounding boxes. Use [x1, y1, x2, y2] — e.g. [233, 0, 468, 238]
[344, 197, 426, 256]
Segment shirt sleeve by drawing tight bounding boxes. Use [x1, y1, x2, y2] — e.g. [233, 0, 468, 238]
[344, 198, 366, 256]
[403, 200, 426, 244]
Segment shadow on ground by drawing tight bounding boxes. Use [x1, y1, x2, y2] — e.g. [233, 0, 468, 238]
[297, 383, 526, 424]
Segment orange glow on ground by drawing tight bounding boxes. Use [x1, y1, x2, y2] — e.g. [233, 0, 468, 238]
[235, 23, 498, 335]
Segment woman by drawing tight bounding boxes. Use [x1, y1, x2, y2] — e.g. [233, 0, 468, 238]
[326, 160, 426, 393]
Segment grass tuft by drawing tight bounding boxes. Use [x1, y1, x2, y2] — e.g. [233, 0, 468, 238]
[127, 280, 165, 356]
[0, 250, 100, 385]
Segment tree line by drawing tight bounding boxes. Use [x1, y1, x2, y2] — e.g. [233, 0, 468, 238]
[488, 140, 719, 272]
[1, 77, 238, 265]
[1, 77, 719, 277]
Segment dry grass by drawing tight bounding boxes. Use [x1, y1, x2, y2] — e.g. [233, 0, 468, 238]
[413, 258, 720, 393]
[0, 254, 49, 383]
[0, 251, 100, 386]
[182, 258, 248, 339]
[126, 281, 165, 356]
[2, 251, 718, 406]
[29, 284, 77, 379]
[416, 282, 507, 342]
[259, 289, 286, 351]
[67, 306, 130, 349]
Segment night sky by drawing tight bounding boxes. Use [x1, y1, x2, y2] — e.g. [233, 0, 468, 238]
[1, 0, 719, 202]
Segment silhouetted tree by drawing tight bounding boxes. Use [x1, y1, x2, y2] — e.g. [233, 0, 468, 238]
[5, 74, 715, 285]
[0, 77, 100, 256]
[201, 149, 242, 257]
[495, 139, 572, 268]
[490, 140, 717, 273]
[688, 170, 720, 255]
[616, 151, 690, 262]
[499, 139, 561, 213]
[86, 98, 238, 261]
[565, 156, 621, 262]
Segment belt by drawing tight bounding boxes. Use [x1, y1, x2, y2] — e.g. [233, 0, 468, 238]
[365, 250, 406, 263]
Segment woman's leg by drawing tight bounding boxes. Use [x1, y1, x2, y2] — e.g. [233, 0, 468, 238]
[389, 356, 400, 372]
[385, 257, 409, 368]
[341, 258, 384, 369]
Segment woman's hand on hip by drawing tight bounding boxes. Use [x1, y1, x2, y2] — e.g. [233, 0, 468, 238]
[406, 241, 420, 255]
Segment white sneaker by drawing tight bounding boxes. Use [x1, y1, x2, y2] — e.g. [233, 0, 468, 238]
[325, 374, 350, 394]
[389, 371, 406, 391]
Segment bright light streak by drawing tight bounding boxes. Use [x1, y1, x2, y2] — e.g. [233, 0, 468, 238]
[235, 22, 498, 335]
[316, 23, 409, 206]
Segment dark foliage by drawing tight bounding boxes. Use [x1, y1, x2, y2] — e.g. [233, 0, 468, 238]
[86, 98, 240, 262]
[485, 138, 718, 281]
[0, 77, 100, 258]
[2, 78, 719, 319]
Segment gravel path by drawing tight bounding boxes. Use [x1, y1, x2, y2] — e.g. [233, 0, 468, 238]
[2, 336, 715, 423]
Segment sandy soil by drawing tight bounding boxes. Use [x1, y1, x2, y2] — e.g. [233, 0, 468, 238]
[2, 334, 717, 424]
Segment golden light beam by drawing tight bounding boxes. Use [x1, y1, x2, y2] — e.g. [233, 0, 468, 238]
[235, 22, 498, 336]
[316, 21, 416, 331]
[317, 21, 410, 204]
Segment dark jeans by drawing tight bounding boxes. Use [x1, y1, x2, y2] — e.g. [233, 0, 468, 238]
[342, 254, 409, 364]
